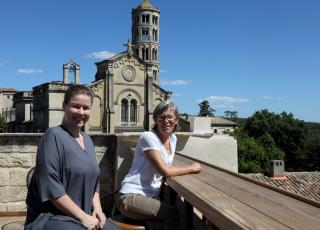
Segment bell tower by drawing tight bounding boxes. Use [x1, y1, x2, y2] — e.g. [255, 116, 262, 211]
[132, 0, 160, 84]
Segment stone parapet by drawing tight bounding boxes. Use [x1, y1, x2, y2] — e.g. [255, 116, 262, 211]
[0, 132, 238, 212]
[0, 133, 120, 212]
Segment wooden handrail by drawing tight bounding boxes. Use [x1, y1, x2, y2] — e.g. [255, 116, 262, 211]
[175, 152, 320, 208]
[166, 154, 320, 230]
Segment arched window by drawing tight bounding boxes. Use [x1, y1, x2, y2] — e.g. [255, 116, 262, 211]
[155, 29, 158, 41]
[152, 48, 158, 61]
[152, 15, 158, 25]
[121, 99, 128, 122]
[152, 29, 158, 41]
[145, 47, 149, 61]
[130, 99, 137, 123]
[146, 15, 150, 24]
[142, 47, 145, 60]
[153, 70, 157, 81]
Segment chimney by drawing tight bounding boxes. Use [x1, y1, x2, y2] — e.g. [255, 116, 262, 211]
[268, 160, 285, 177]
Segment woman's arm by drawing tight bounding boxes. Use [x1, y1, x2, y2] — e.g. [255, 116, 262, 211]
[92, 192, 106, 229]
[51, 195, 99, 230]
[145, 150, 201, 177]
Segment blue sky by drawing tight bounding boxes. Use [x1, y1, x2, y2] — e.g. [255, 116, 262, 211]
[1, 0, 319, 122]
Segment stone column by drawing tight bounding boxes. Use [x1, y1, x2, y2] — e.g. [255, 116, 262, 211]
[63, 64, 69, 83]
[75, 65, 80, 84]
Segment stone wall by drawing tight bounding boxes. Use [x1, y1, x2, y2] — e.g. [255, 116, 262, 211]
[0, 133, 131, 212]
[0, 132, 237, 212]
[0, 134, 40, 211]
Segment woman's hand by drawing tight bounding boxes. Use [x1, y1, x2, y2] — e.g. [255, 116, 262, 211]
[80, 213, 100, 230]
[92, 208, 106, 229]
[50, 195, 100, 230]
[191, 162, 201, 173]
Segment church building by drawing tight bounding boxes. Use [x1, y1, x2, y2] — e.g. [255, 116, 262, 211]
[27, 0, 171, 133]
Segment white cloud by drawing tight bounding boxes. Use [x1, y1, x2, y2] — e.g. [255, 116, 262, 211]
[262, 96, 284, 100]
[86, 50, 116, 60]
[160, 69, 167, 73]
[198, 96, 250, 108]
[172, 93, 181, 97]
[17, 68, 43, 74]
[161, 79, 191, 85]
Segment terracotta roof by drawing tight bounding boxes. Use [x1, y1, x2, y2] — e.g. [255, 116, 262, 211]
[211, 116, 237, 126]
[244, 172, 320, 202]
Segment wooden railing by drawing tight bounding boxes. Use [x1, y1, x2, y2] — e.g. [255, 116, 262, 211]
[165, 154, 320, 230]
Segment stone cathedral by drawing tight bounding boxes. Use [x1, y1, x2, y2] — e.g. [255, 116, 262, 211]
[27, 0, 171, 133]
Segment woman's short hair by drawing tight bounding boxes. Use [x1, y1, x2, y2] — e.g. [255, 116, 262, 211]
[153, 100, 180, 132]
[64, 84, 94, 105]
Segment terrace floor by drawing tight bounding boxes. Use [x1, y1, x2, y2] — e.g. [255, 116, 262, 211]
[0, 216, 25, 230]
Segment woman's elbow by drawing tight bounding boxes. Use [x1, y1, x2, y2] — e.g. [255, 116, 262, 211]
[158, 168, 171, 177]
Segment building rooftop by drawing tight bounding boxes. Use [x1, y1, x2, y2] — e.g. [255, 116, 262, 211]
[211, 116, 238, 126]
[136, 0, 158, 10]
[244, 172, 320, 202]
[0, 88, 16, 93]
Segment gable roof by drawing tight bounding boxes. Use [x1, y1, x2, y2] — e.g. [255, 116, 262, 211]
[95, 51, 146, 67]
[211, 116, 238, 126]
[244, 172, 320, 202]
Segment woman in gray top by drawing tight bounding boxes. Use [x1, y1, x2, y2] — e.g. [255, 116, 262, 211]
[25, 85, 106, 230]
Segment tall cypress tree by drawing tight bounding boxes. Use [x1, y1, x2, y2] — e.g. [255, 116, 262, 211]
[198, 100, 215, 117]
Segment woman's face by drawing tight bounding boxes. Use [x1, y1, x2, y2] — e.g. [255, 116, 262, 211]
[155, 107, 177, 137]
[63, 94, 92, 129]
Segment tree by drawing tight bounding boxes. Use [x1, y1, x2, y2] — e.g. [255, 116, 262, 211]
[243, 110, 307, 171]
[237, 132, 285, 173]
[225, 110, 238, 121]
[224, 111, 231, 118]
[0, 114, 6, 133]
[230, 111, 238, 120]
[198, 100, 215, 117]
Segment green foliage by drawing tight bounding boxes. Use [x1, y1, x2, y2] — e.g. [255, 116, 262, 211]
[242, 110, 307, 171]
[224, 110, 238, 121]
[238, 137, 265, 173]
[0, 114, 7, 133]
[238, 133, 285, 173]
[303, 122, 320, 170]
[236, 111, 319, 172]
[198, 100, 215, 117]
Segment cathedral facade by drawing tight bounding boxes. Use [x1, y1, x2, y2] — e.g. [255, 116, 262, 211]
[16, 0, 171, 133]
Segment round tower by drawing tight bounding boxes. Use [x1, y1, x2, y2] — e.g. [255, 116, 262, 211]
[132, 0, 160, 84]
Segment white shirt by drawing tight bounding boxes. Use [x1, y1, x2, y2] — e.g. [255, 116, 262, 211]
[120, 130, 177, 197]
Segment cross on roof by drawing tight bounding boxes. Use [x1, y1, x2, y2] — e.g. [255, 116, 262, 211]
[123, 40, 135, 56]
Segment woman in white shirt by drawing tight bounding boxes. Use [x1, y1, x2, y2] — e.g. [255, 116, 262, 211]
[118, 100, 201, 230]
